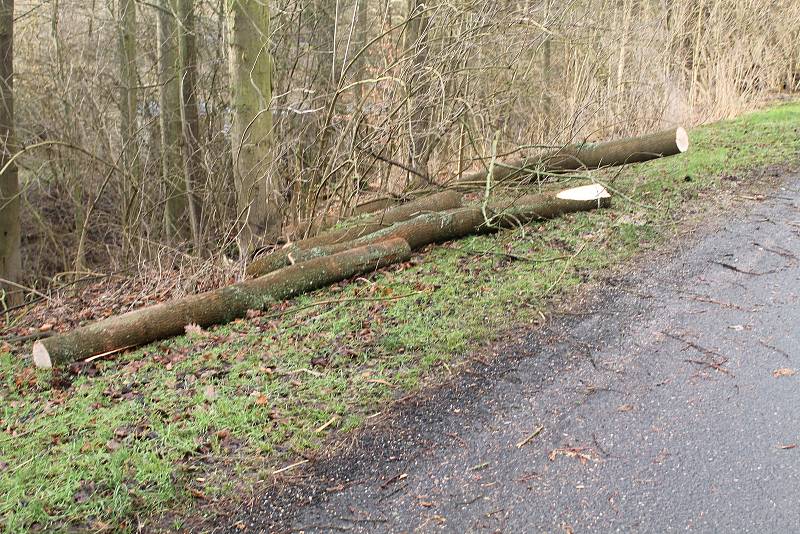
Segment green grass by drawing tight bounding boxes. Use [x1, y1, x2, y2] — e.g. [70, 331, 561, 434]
[2, 101, 800, 532]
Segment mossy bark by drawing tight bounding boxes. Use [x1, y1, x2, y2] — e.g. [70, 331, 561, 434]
[32, 239, 412, 368]
[158, 0, 190, 239]
[228, 0, 282, 253]
[178, 0, 203, 248]
[118, 0, 141, 239]
[0, 0, 19, 306]
[247, 190, 463, 277]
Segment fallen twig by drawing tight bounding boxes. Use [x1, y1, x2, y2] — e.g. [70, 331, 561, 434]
[272, 459, 309, 476]
[516, 425, 544, 448]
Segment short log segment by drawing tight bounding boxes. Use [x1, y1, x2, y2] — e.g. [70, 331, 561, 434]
[32, 239, 412, 368]
[274, 184, 612, 269]
[452, 127, 688, 187]
[248, 190, 463, 277]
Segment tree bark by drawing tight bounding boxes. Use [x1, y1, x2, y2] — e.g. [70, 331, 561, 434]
[0, 0, 19, 307]
[158, 0, 190, 239]
[405, 0, 434, 185]
[32, 238, 411, 368]
[178, 0, 203, 249]
[253, 184, 611, 275]
[118, 0, 141, 242]
[228, 0, 282, 254]
[247, 190, 462, 277]
[451, 127, 689, 188]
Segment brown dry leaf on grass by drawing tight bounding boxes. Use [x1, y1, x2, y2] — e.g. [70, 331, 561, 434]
[772, 368, 796, 378]
[184, 323, 206, 337]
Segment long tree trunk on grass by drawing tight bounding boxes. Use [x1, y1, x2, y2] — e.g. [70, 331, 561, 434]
[451, 127, 689, 189]
[32, 238, 412, 368]
[248, 184, 611, 277]
[0, 0, 19, 307]
[228, 0, 282, 255]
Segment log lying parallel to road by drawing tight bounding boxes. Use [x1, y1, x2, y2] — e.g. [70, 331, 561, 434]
[33, 239, 412, 368]
[250, 184, 612, 277]
[248, 190, 462, 278]
[451, 127, 689, 187]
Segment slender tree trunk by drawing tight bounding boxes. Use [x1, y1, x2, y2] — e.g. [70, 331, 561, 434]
[118, 0, 141, 247]
[0, 0, 19, 307]
[313, 0, 337, 90]
[158, 0, 190, 240]
[355, 0, 369, 101]
[541, 0, 552, 121]
[178, 0, 203, 250]
[227, 0, 282, 254]
[405, 0, 434, 185]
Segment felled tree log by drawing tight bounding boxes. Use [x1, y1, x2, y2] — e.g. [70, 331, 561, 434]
[32, 239, 411, 368]
[274, 184, 611, 268]
[452, 127, 689, 188]
[248, 190, 462, 277]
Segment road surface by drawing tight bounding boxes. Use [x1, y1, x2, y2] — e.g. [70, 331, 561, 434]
[226, 175, 800, 533]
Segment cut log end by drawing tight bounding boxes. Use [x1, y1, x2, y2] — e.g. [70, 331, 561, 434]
[556, 184, 611, 201]
[675, 127, 689, 153]
[32, 342, 52, 369]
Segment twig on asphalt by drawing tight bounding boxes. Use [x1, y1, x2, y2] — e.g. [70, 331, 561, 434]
[516, 425, 544, 448]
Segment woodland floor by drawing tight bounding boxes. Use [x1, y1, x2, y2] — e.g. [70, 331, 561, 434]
[2, 99, 800, 532]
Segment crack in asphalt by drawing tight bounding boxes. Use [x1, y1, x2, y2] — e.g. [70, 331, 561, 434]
[220, 175, 800, 533]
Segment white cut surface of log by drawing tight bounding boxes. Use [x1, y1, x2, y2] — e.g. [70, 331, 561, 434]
[556, 184, 611, 201]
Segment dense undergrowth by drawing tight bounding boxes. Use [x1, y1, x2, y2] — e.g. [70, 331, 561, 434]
[2, 101, 800, 532]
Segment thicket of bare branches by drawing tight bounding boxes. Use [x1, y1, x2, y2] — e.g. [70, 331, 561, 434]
[8, 0, 800, 290]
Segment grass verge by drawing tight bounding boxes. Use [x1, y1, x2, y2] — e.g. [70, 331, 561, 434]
[2, 101, 800, 532]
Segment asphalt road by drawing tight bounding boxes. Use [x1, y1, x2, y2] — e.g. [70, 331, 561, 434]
[226, 176, 800, 533]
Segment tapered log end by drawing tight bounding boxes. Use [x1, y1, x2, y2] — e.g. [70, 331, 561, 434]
[32, 342, 52, 369]
[556, 183, 611, 201]
[676, 127, 689, 153]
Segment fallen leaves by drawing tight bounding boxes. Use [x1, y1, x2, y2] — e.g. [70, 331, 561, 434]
[772, 368, 796, 378]
[778, 443, 797, 450]
[617, 403, 635, 412]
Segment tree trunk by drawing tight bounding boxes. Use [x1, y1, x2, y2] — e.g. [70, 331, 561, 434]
[158, 0, 190, 239]
[0, 0, 19, 307]
[251, 184, 610, 276]
[405, 0, 434, 185]
[228, 0, 282, 254]
[451, 127, 689, 188]
[178, 0, 203, 250]
[118, 0, 141, 244]
[32, 238, 411, 368]
[247, 190, 462, 277]
[355, 0, 369, 102]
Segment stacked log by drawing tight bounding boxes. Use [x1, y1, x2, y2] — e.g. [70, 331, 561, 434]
[248, 184, 611, 277]
[247, 190, 462, 277]
[31, 127, 688, 369]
